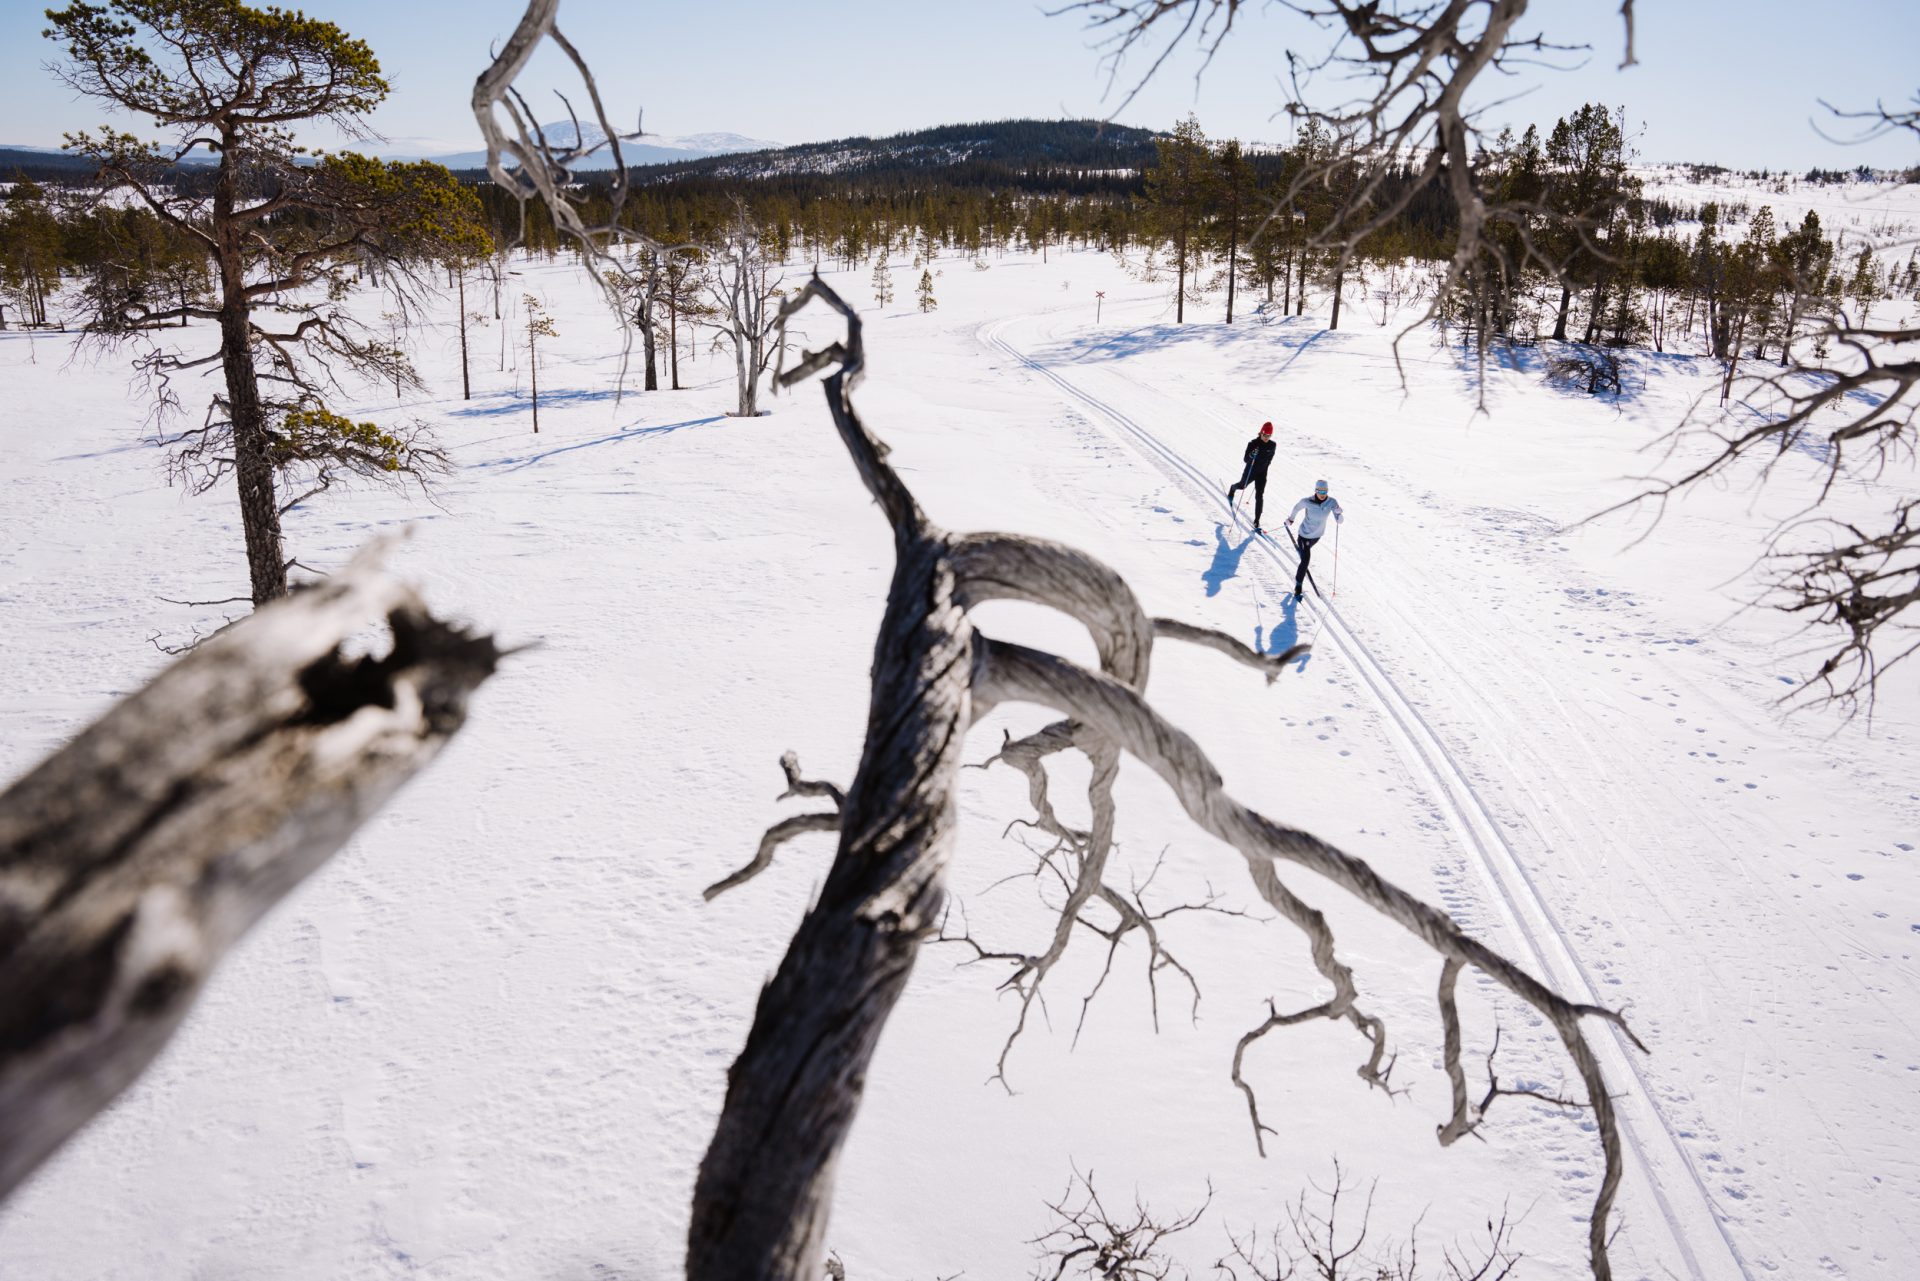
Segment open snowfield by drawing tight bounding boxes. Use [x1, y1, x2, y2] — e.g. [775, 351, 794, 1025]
[2, 228, 1918, 1279]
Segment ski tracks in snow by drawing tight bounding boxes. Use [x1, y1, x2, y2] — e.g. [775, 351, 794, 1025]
[978, 312, 1757, 1281]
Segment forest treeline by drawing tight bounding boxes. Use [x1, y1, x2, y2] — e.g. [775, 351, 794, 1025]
[7, 110, 1918, 370]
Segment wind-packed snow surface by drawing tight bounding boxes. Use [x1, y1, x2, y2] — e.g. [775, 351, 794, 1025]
[1, 234, 1917, 1280]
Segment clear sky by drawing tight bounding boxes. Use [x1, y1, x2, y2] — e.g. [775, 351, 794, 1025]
[4, 0, 1917, 170]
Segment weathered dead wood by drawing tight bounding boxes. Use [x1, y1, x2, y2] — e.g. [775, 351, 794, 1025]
[701, 753, 845, 900]
[686, 279, 972, 1280]
[0, 547, 497, 1200]
[690, 277, 1641, 1281]
[974, 636, 1639, 1278]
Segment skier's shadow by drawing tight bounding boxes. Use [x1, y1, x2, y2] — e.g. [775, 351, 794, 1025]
[1202, 522, 1254, 597]
[1257, 593, 1311, 673]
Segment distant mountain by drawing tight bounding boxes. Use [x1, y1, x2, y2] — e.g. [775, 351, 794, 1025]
[408, 122, 780, 171]
[617, 119, 1163, 184]
[2, 123, 777, 182]
[6, 120, 1169, 194]
[0, 147, 113, 181]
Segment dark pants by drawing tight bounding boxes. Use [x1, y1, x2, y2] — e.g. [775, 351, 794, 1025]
[1229, 461, 1269, 526]
[1293, 534, 1321, 594]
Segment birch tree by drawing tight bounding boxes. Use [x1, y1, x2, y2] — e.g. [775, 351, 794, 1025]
[703, 203, 784, 417]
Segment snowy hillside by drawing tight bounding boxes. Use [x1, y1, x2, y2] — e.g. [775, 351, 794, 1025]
[626, 119, 1162, 183]
[1638, 163, 1920, 252]
[405, 122, 781, 171]
[2, 203, 1918, 1280]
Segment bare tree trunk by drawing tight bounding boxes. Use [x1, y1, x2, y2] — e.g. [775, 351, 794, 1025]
[1720, 309, 1748, 403]
[687, 287, 968, 1277]
[212, 133, 288, 606]
[1225, 195, 1239, 324]
[687, 280, 1641, 1281]
[668, 296, 681, 390]
[1329, 259, 1346, 330]
[457, 269, 471, 401]
[637, 253, 661, 392]
[1175, 223, 1187, 323]
[1583, 283, 1606, 344]
[529, 327, 541, 433]
[1552, 283, 1572, 342]
[0, 548, 497, 1201]
[733, 328, 754, 416]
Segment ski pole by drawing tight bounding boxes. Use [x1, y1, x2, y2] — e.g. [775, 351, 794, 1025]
[1332, 521, 1340, 598]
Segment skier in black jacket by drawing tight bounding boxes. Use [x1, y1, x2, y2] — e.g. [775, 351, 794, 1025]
[1227, 422, 1278, 531]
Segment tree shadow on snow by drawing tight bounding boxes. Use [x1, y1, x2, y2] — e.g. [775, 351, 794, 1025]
[449, 386, 632, 418]
[1202, 522, 1255, 597]
[473, 414, 725, 472]
[1029, 315, 1344, 383]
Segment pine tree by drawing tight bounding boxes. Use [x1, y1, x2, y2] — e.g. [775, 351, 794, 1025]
[917, 269, 937, 313]
[1143, 115, 1216, 323]
[0, 189, 62, 328]
[1845, 246, 1881, 328]
[46, 0, 486, 604]
[524, 295, 559, 433]
[872, 244, 894, 308]
[1772, 210, 1833, 364]
[1213, 139, 1252, 323]
[1542, 104, 1632, 342]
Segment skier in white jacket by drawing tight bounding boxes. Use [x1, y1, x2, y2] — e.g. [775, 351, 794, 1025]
[1284, 479, 1343, 598]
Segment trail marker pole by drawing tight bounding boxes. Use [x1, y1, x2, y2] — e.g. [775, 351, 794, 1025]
[1095, 290, 1105, 324]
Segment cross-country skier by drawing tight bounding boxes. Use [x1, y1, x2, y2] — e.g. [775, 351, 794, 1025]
[1227, 422, 1278, 532]
[1285, 479, 1344, 598]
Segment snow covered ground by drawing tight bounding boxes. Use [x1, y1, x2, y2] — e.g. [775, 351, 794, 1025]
[2, 232, 1917, 1280]
[1637, 165, 1920, 253]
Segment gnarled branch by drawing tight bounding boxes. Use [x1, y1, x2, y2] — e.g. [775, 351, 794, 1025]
[689, 278, 1637, 1281]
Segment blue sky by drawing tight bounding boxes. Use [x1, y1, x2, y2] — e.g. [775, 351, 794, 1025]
[6, 0, 1917, 169]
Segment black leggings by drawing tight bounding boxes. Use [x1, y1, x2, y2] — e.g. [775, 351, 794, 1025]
[1293, 534, 1320, 593]
[1230, 462, 1268, 525]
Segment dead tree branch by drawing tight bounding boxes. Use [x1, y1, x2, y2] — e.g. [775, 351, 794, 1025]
[1032, 1165, 1211, 1280]
[685, 277, 1640, 1281]
[1599, 330, 1920, 716]
[1218, 1159, 1523, 1281]
[703, 753, 846, 899]
[0, 543, 498, 1200]
[1059, 0, 1636, 399]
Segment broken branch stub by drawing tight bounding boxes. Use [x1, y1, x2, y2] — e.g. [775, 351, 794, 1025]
[0, 552, 498, 1200]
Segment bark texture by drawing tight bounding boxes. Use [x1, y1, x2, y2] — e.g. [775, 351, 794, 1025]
[689, 278, 1641, 1281]
[211, 123, 288, 605]
[0, 547, 497, 1199]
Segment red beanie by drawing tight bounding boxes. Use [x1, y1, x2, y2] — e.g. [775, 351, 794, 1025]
[1260, 422, 1273, 435]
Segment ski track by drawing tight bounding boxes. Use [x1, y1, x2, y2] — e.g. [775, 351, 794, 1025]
[979, 311, 1757, 1281]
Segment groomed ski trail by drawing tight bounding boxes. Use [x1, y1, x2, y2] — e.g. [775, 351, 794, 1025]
[979, 312, 1756, 1281]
